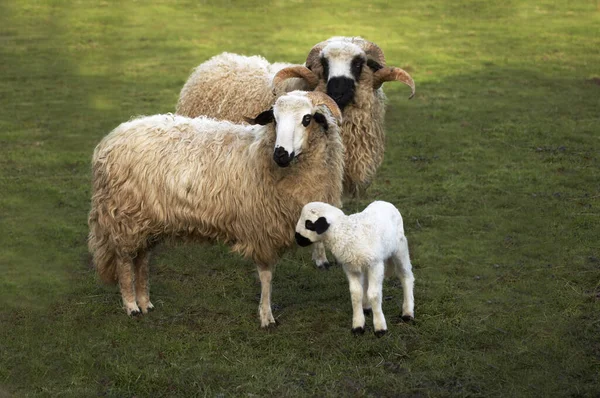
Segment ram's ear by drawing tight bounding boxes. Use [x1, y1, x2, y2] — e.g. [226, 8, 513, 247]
[313, 112, 328, 132]
[305, 217, 330, 234]
[244, 108, 274, 125]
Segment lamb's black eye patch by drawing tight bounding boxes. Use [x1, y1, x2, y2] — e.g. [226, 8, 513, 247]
[244, 108, 274, 125]
[306, 217, 330, 234]
[302, 114, 312, 127]
[367, 59, 384, 72]
[313, 112, 328, 131]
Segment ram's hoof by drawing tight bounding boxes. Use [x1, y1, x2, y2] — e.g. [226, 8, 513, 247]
[351, 327, 365, 336]
[363, 308, 372, 316]
[374, 329, 387, 338]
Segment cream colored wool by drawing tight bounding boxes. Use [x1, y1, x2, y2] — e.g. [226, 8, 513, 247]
[175, 38, 414, 197]
[176, 52, 310, 123]
[88, 92, 344, 327]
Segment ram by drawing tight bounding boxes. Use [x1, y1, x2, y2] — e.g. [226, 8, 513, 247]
[88, 91, 344, 328]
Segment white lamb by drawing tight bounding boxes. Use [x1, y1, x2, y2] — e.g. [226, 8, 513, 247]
[295, 201, 415, 337]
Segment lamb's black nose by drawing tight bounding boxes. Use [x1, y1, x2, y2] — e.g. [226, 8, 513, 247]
[295, 232, 313, 247]
[273, 147, 294, 167]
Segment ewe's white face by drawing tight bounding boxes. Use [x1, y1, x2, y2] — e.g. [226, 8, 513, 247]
[271, 93, 314, 167]
[295, 202, 332, 247]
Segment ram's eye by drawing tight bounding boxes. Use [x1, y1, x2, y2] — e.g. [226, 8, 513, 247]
[321, 57, 329, 79]
[351, 57, 364, 79]
[302, 114, 312, 127]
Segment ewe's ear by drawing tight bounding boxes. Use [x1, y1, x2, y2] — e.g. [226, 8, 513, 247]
[305, 217, 330, 234]
[313, 112, 328, 132]
[244, 108, 274, 125]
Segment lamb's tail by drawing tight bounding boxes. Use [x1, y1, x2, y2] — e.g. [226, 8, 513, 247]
[88, 208, 118, 285]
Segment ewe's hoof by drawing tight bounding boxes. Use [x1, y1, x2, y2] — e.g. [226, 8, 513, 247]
[129, 309, 142, 317]
[351, 327, 365, 336]
[363, 308, 372, 316]
[374, 329, 387, 338]
[401, 315, 414, 323]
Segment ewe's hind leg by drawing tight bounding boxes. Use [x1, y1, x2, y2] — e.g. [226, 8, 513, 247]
[312, 242, 330, 269]
[257, 264, 276, 328]
[134, 249, 154, 314]
[366, 262, 387, 337]
[392, 236, 415, 321]
[117, 256, 141, 316]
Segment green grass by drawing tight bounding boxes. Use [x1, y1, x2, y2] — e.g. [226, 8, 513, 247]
[1, 0, 599, 396]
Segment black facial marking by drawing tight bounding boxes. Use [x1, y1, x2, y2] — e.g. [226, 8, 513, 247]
[295, 232, 313, 247]
[350, 56, 365, 81]
[302, 114, 312, 127]
[367, 59, 384, 72]
[313, 112, 328, 131]
[244, 108, 274, 125]
[306, 216, 329, 234]
[321, 57, 329, 79]
[327, 77, 355, 110]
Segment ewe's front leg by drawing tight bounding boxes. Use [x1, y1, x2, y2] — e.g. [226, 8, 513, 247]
[345, 270, 366, 335]
[117, 256, 141, 316]
[134, 249, 154, 314]
[367, 263, 386, 337]
[312, 242, 330, 269]
[256, 264, 276, 328]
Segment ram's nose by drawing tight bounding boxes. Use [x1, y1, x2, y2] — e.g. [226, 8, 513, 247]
[273, 147, 294, 167]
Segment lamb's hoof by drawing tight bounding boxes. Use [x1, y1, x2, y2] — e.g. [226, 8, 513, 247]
[363, 308, 372, 316]
[261, 321, 278, 331]
[351, 327, 365, 336]
[374, 329, 387, 338]
[317, 262, 331, 270]
[401, 315, 414, 323]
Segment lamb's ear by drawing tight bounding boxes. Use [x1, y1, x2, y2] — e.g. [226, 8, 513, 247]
[313, 112, 328, 132]
[243, 108, 274, 125]
[306, 217, 330, 234]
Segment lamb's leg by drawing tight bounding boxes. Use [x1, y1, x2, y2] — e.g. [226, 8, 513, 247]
[392, 236, 415, 321]
[134, 249, 154, 314]
[366, 262, 387, 337]
[257, 264, 276, 328]
[117, 255, 141, 316]
[361, 273, 372, 316]
[312, 242, 330, 269]
[344, 268, 366, 335]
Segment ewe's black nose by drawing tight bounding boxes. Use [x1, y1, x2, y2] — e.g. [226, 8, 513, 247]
[273, 147, 294, 168]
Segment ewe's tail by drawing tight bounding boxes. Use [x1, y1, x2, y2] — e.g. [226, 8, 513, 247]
[88, 208, 118, 285]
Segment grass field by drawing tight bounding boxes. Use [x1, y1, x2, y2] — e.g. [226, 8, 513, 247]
[1, 0, 599, 396]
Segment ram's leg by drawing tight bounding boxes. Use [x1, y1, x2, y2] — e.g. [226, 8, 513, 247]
[257, 264, 276, 328]
[312, 242, 330, 269]
[367, 262, 386, 337]
[392, 235, 415, 321]
[345, 268, 366, 335]
[117, 255, 141, 316]
[134, 249, 154, 314]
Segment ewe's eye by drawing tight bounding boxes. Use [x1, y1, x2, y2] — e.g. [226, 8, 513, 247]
[302, 114, 312, 127]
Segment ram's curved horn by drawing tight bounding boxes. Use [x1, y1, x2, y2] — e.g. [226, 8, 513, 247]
[305, 41, 329, 70]
[272, 66, 319, 94]
[372, 67, 415, 98]
[306, 92, 343, 123]
[354, 38, 386, 66]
